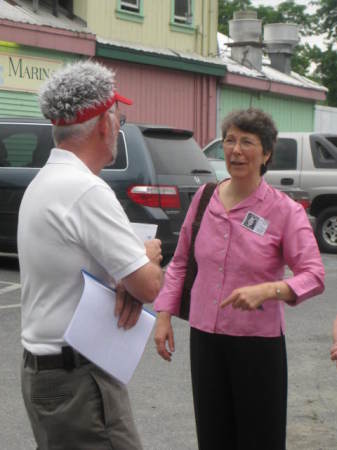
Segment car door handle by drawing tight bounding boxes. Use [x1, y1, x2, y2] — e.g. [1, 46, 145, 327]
[281, 178, 294, 185]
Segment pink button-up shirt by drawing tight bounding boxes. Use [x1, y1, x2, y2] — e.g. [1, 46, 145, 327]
[154, 179, 325, 337]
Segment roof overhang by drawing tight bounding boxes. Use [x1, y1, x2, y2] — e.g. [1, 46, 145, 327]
[96, 42, 226, 77]
[0, 19, 95, 56]
[222, 72, 326, 102]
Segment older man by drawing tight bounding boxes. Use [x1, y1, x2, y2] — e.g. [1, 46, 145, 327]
[18, 60, 163, 450]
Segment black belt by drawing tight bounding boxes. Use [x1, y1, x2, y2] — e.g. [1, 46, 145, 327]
[23, 346, 90, 371]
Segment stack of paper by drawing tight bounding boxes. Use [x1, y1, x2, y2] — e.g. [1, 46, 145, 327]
[64, 271, 156, 384]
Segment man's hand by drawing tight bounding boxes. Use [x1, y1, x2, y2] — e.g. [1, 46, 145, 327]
[144, 239, 163, 265]
[114, 283, 142, 330]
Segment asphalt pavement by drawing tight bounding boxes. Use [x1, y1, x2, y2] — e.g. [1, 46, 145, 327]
[0, 253, 336, 450]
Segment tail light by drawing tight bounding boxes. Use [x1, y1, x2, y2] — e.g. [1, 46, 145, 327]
[296, 199, 311, 210]
[127, 185, 181, 209]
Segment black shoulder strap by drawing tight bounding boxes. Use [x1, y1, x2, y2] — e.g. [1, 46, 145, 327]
[179, 182, 217, 320]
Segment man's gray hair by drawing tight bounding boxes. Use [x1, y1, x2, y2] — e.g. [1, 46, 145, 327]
[39, 60, 116, 125]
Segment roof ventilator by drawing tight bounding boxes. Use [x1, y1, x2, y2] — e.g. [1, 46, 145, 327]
[228, 10, 263, 72]
[264, 23, 299, 75]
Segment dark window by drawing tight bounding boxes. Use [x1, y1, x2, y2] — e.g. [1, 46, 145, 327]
[204, 140, 224, 159]
[143, 130, 212, 175]
[0, 124, 54, 168]
[269, 138, 297, 170]
[103, 131, 127, 170]
[311, 135, 337, 168]
[174, 0, 192, 24]
[120, 0, 140, 13]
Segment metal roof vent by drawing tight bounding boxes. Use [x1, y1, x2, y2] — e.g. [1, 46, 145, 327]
[264, 23, 299, 74]
[228, 10, 263, 72]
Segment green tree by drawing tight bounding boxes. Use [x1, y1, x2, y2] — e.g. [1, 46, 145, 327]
[315, 0, 337, 38]
[218, 0, 252, 36]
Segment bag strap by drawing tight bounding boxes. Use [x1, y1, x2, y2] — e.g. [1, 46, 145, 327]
[179, 182, 217, 320]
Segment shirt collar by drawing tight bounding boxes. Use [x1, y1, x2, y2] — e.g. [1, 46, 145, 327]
[47, 148, 92, 174]
[210, 177, 269, 215]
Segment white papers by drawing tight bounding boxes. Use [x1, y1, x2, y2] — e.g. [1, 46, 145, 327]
[64, 271, 156, 384]
[131, 222, 158, 241]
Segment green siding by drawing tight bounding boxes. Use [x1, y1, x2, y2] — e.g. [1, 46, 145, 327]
[219, 87, 315, 132]
[0, 90, 42, 118]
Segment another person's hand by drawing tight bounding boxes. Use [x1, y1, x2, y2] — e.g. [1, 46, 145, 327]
[154, 311, 175, 361]
[145, 238, 163, 265]
[330, 342, 337, 365]
[114, 283, 142, 329]
[221, 284, 266, 311]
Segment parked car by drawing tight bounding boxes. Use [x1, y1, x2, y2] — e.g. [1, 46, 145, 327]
[203, 133, 337, 253]
[0, 118, 217, 264]
[207, 154, 311, 210]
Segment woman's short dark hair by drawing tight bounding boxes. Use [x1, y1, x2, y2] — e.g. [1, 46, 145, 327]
[221, 108, 278, 175]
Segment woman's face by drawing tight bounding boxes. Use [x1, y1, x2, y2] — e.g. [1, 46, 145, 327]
[223, 126, 271, 182]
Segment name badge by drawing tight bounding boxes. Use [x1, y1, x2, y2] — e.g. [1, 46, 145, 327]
[241, 211, 269, 236]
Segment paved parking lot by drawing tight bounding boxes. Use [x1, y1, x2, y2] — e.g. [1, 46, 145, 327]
[0, 254, 336, 450]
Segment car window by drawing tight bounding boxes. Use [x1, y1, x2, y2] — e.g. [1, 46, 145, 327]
[204, 140, 224, 159]
[269, 138, 297, 170]
[310, 135, 337, 169]
[143, 131, 212, 175]
[0, 124, 54, 168]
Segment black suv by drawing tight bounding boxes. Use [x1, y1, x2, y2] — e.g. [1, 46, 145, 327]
[0, 118, 216, 263]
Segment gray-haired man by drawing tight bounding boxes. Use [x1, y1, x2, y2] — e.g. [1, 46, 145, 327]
[18, 60, 163, 450]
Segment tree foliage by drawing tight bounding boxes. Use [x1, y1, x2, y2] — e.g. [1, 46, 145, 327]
[217, 0, 337, 106]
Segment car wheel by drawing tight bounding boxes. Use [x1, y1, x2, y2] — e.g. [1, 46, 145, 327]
[315, 207, 337, 253]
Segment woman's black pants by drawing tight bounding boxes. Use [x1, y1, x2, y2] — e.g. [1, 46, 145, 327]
[190, 327, 288, 450]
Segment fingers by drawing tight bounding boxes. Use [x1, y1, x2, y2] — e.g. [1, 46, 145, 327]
[115, 286, 143, 330]
[220, 289, 263, 311]
[123, 298, 142, 329]
[220, 292, 236, 308]
[330, 343, 337, 361]
[154, 315, 174, 362]
[144, 239, 163, 265]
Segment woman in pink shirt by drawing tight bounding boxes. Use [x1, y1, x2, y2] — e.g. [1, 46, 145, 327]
[154, 108, 325, 450]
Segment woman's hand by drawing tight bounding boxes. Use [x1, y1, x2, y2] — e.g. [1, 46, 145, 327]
[220, 284, 267, 311]
[154, 311, 175, 361]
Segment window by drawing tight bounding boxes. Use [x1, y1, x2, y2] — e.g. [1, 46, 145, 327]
[269, 138, 297, 170]
[120, 0, 140, 13]
[0, 124, 54, 168]
[311, 135, 337, 169]
[116, 0, 143, 23]
[204, 140, 224, 159]
[174, 0, 192, 24]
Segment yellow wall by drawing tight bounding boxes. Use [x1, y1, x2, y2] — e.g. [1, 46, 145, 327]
[73, 0, 218, 57]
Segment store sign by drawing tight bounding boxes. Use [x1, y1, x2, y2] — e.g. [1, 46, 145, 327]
[0, 53, 63, 93]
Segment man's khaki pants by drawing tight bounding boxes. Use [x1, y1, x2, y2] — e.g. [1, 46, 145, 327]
[21, 358, 143, 450]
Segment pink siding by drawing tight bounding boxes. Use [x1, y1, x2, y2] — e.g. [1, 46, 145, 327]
[0, 20, 95, 56]
[97, 58, 217, 147]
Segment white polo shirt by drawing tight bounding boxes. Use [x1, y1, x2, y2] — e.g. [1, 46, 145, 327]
[18, 149, 149, 355]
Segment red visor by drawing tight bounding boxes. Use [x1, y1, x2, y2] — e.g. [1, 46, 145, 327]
[51, 92, 133, 126]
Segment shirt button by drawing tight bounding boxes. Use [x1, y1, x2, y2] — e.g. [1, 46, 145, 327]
[213, 300, 217, 305]
[224, 234, 228, 238]
[219, 267, 223, 272]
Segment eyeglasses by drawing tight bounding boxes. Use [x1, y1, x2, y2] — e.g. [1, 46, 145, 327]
[119, 114, 126, 127]
[223, 137, 261, 152]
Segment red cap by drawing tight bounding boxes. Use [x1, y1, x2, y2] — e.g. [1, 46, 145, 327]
[51, 91, 133, 126]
